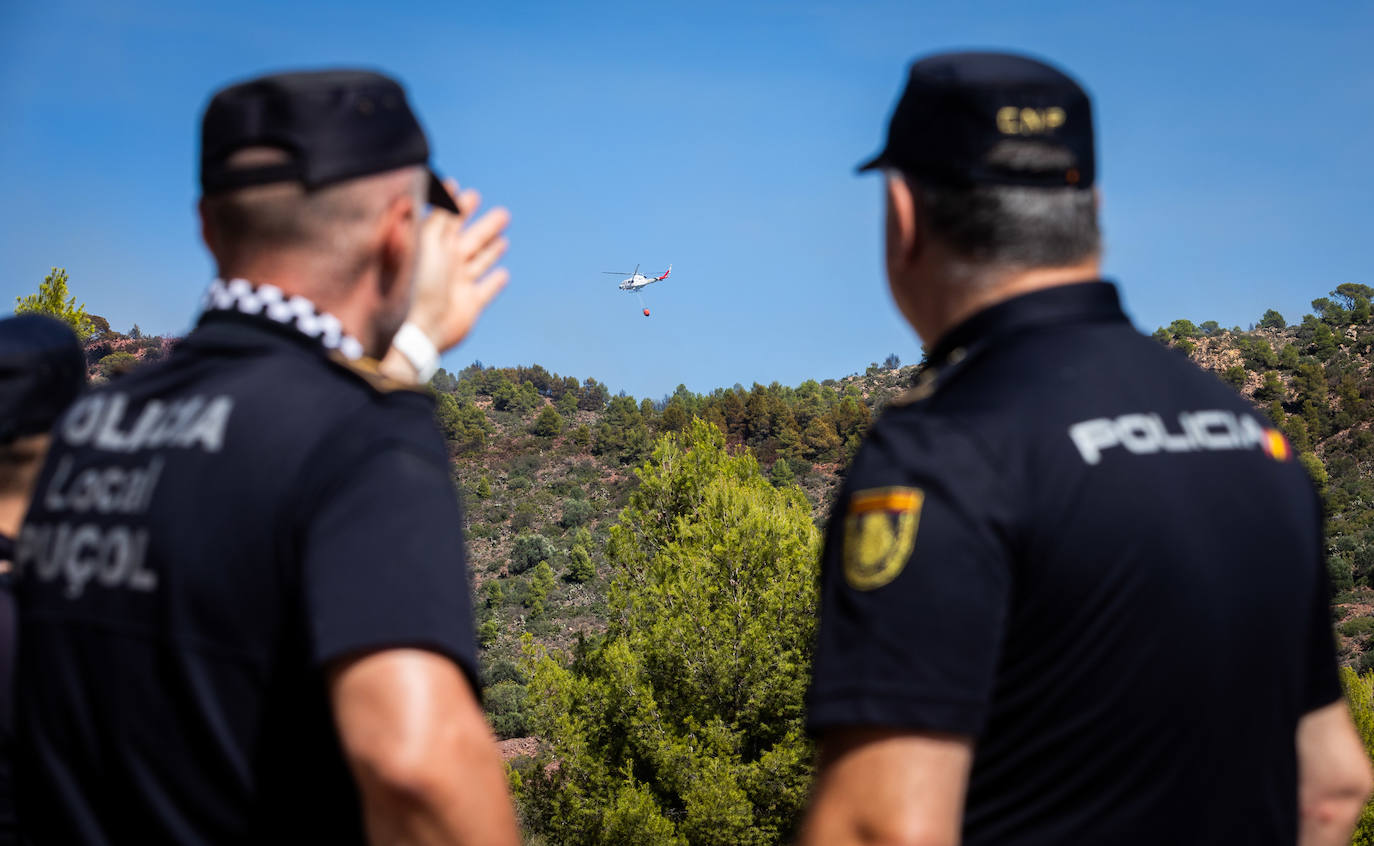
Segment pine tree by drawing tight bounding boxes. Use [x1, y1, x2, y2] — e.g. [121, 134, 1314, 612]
[557, 391, 580, 417]
[659, 401, 689, 433]
[1258, 309, 1287, 330]
[511, 533, 556, 575]
[566, 543, 595, 583]
[532, 404, 564, 437]
[769, 457, 796, 487]
[518, 419, 820, 844]
[526, 561, 555, 618]
[15, 267, 93, 340]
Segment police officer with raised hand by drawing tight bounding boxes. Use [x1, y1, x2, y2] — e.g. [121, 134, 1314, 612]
[800, 51, 1371, 845]
[0, 314, 86, 846]
[13, 70, 519, 844]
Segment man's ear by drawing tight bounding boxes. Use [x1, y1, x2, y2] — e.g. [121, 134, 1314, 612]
[377, 193, 419, 293]
[885, 174, 921, 271]
[197, 197, 218, 259]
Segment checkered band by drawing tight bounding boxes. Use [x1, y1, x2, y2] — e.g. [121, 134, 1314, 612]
[202, 278, 364, 360]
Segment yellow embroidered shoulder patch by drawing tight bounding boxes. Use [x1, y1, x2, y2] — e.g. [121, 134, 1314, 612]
[843, 487, 924, 590]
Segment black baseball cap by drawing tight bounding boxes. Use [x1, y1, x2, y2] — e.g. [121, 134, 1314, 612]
[858, 51, 1095, 189]
[200, 69, 461, 213]
[0, 314, 86, 444]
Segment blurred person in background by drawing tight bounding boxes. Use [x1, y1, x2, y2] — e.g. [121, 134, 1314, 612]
[0, 313, 86, 846]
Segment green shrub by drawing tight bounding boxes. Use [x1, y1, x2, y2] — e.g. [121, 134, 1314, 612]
[510, 502, 539, 532]
[565, 544, 595, 583]
[531, 405, 563, 437]
[511, 533, 555, 575]
[477, 618, 501, 648]
[468, 522, 498, 540]
[1331, 556, 1356, 593]
[521, 562, 556, 619]
[1254, 371, 1285, 402]
[559, 498, 593, 529]
[1340, 616, 1374, 639]
[1356, 652, 1374, 675]
[485, 656, 527, 685]
[1168, 319, 1201, 339]
[571, 424, 592, 448]
[98, 351, 138, 378]
[548, 478, 583, 499]
[485, 681, 531, 738]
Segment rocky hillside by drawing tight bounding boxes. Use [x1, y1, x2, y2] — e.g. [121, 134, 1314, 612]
[429, 359, 915, 738]
[81, 284, 1374, 735]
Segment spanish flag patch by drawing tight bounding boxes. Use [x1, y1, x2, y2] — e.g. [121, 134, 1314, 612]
[843, 487, 924, 590]
[1261, 428, 1292, 462]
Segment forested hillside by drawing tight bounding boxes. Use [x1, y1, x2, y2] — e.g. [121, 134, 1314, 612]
[69, 279, 1374, 843]
[426, 357, 913, 743]
[76, 284, 1374, 724]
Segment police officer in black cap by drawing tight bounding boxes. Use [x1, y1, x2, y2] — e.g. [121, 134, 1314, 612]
[14, 70, 520, 844]
[0, 313, 86, 846]
[800, 51, 1370, 845]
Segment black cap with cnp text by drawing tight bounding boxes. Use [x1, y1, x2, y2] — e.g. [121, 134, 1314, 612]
[858, 51, 1095, 189]
[0, 314, 86, 444]
[200, 69, 461, 213]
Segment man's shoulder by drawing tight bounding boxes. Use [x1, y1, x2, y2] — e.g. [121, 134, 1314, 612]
[851, 401, 1009, 503]
[866, 321, 1287, 486]
[179, 327, 435, 428]
[56, 333, 442, 472]
[924, 320, 1251, 419]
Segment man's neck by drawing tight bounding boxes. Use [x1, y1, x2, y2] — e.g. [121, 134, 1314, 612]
[0, 495, 27, 541]
[217, 262, 379, 354]
[915, 259, 1102, 351]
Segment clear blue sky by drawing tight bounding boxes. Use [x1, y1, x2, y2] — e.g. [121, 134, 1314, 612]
[3, 0, 1370, 399]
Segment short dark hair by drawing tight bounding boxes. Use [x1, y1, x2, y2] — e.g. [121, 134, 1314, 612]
[907, 140, 1101, 270]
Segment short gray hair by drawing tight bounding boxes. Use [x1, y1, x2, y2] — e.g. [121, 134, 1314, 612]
[905, 140, 1101, 274]
[201, 148, 425, 279]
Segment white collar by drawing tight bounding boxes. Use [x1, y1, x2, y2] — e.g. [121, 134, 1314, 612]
[201, 278, 364, 361]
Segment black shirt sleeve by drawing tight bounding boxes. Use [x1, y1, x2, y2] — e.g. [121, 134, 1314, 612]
[807, 414, 1013, 738]
[298, 396, 478, 690]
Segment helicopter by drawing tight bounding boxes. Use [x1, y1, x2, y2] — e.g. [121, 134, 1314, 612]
[603, 264, 672, 316]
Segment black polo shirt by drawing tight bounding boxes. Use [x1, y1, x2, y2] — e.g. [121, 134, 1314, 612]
[808, 281, 1340, 845]
[13, 306, 478, 844]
